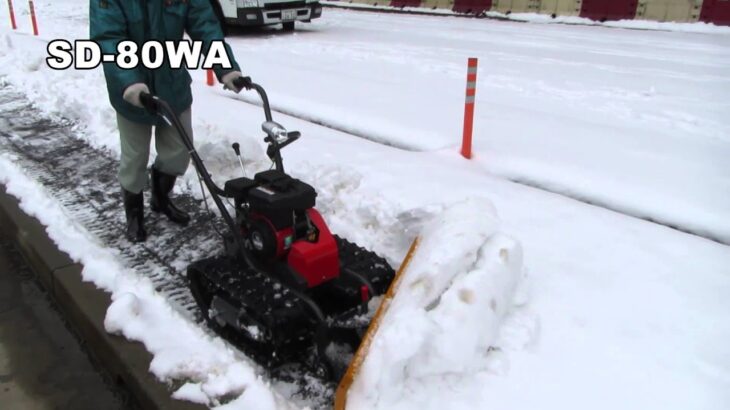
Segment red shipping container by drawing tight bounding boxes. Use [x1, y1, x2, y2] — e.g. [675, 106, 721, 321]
[453, 0, 493, 14]
[580, 0, 638, 22]
[390, 0, 422, 7]
[700, 0, 730, 26]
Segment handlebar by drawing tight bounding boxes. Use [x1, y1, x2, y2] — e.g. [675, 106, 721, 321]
[232, 76, 253, 91]
[136, 81, 309, 294]
[140, 77, 272, 123]
[138, 92, 159, 116]
[140, 78, 298, 174]
[233, 78, 273, 123]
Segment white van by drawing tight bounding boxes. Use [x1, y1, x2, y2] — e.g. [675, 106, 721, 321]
[209, 0, 323, 31]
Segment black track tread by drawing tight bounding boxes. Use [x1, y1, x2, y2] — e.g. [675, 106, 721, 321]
[186, 236, 395, 374]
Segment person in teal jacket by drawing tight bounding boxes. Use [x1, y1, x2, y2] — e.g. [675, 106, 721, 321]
[90, 0, 245, 243]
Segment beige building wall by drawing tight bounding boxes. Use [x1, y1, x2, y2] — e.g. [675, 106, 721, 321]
[636, 0, 702, 22]
[492, 0, 542, 13]
[539, 0, 582, 16]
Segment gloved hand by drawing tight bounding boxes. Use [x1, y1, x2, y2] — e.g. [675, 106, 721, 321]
[221, 71, 252, 93]
[122, 83, 150, 108]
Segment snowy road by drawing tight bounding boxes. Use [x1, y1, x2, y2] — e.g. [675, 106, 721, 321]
[5, 1, 729, 242]
[221, 9, 730, 244]
[1, 2, 729, 409]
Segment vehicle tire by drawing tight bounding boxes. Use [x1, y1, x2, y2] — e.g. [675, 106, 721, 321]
[283, 21, 295, 31]
[209, 0, 228, 36]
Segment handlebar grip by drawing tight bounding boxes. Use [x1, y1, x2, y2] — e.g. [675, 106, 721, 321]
[232, 76, 253, 91]
[138, 92, 158, 114]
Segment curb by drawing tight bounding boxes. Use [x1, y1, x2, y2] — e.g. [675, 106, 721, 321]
[0, 185, 205, 410]
[322, 2, 510, 20]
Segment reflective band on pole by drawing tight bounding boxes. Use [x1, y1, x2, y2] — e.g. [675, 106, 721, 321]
[28, 0, 38, 35]
[461, 57, 478, 159]
[7, 0, 17, 30]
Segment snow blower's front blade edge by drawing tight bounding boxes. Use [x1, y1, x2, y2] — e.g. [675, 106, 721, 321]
[334, 236, 421, 410]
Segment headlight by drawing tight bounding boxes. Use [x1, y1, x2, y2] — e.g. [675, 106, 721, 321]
[237, 0, 258, 8]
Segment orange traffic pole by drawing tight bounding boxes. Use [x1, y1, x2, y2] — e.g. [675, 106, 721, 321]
[461, 57, 478, 159]
[7, 0, 17, 29]
[28, 0, 38, 35]
[206, 69, 215, 86]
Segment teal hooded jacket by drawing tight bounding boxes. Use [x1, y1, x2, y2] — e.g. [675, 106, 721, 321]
[90, 0, 240, 125]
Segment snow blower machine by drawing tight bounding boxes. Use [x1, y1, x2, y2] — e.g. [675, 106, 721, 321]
[138, 79, 394, 380]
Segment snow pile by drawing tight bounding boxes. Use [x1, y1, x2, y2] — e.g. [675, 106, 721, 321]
[0, 154, 300, 409]
[348, 198, 533, 410]
[103, 292, 294, 409]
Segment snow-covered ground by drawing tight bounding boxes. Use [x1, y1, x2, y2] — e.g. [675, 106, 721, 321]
[1, 1, 729, 409]
[227, 10, 730, 245]
[323, 1, 730, 34]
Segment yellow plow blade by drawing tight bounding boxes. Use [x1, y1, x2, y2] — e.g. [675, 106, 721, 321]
[334, 236, 421, 410]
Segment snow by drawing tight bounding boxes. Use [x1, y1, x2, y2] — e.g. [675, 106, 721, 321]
[1, 2, 730, 410]
[173, 382, 211, 404]
[230, 9, 730, 244]
[4, 1, 730, 242]
[349, 198, 532, 409]
[323, 1, 730, 34]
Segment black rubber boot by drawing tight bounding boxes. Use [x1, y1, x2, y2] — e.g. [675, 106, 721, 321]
[150, 167, 190, 225]
[122, 188, 147, 243]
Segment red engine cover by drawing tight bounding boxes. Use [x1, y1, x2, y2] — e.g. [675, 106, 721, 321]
[287, 209, 340, 288]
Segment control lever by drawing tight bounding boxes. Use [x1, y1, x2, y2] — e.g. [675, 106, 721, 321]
[231, 142, 247, 177]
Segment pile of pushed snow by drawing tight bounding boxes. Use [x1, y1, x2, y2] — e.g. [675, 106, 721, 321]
[348, 198, 532, 410]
